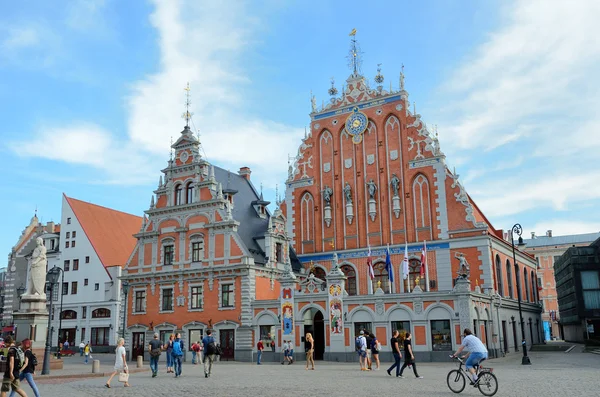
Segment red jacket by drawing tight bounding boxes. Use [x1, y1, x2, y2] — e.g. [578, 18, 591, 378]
[257, 341, 264, 351]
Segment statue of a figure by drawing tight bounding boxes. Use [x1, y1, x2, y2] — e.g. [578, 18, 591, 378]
[390, 175, 400, 197]
[343, 182, 353, 203]
[367, 179, 378, 200]
[455, 252, 470, 278]
[323, 186, 333, 206]
[27, 237, 47, 296]
[311, 92, 317, 113]
[332, 252, 339, 271]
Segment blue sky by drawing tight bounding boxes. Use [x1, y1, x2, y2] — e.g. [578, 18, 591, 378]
[2, 0, 600, 259]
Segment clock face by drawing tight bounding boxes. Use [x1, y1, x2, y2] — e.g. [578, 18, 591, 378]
[345, 107, 368, 143]
[179, 151, 189, 163]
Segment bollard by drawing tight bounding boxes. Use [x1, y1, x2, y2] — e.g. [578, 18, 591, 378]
[92, 360, 100, 373]
[137, 355, 143, 368]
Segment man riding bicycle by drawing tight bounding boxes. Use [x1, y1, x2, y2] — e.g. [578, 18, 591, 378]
[451, 328, 488, 385]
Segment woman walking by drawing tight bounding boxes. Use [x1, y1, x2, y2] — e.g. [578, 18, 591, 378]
[84, 342, 91, 364]
[305, 333, 315, 370]
[165, 334, 175, 374]
[398, 332, 423, 379]
[386, 330, 402, 377]
[370, 332, 381, 370]
[9, 339, 39, 397]
[105, 338, 130, 388]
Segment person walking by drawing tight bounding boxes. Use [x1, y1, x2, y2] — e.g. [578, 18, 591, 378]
[148, 333, 162, 378]
[1, 336, 27, 397]
[79, 341, 85, 357]
[9, 339, 38, 397]
[281, 340, 289, 365]
[105, 338, 130, 388]
[398, 332, 422, 379]
[387, 330, 402, 377]
[305, 333, 315, 370]
[202, 330, 217, 378]
[365, 331, 373, 370]
[165, 334, 175, 374]
[192, 341, 202, 365]
[356, 330, 367, 371]
[256, 339, 264, 365]
[451, 328, 488, 385]
[172, 333, 184, 378]
[370, 332, 381, 370]
[288, 339, 295, 364]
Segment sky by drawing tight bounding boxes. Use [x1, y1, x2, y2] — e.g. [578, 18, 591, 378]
[2, 0, 600, 260]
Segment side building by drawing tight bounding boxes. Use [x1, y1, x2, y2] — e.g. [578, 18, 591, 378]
[51, 194, 141, 351]
[521, 230, 600, 340]
[554, 237, 600, 342]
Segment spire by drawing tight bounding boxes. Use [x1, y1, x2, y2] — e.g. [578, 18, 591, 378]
[400, 64, 405, 91]
[267, 215, 273, 231]
[217, 182, 223, 199]
[347, 28, 362, 76]
[158, 175, 163, 187]
[150, 195, 155, 209]
[209, 165, 215, 181]
[182, 82, 193, 128]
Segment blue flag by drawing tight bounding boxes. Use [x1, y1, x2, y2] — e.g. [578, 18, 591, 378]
[386, 246, 394, 284]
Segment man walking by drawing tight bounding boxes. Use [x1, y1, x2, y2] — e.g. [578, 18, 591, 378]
[202, 330, 217, 378]
[148, 333, 162, 378]
[1, 336, 27, 397]
[356, 330, 368, 371]
[257, 339, 264, 365]
[387, 330, 402, 377]
[172, 333, 184, 378]
[452, 328, 488, 385]
[79, 341, 85, 357]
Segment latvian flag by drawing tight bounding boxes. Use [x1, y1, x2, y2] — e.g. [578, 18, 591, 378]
[367, 246, 375, 280]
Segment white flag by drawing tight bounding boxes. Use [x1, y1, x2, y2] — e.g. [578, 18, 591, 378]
[402, 242, 409, 279]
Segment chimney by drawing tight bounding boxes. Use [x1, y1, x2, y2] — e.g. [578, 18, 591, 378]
[531, 232, 536, 239]
[238, 167, 251, 181]
[546, 230, 552, 237]
[47, 221, 55, 233]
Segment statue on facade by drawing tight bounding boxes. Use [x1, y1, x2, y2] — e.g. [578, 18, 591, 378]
[323, 186, 333, 206]
[455, 252, 470, 279]
[343, 182, 352, 203]
[311, 91, 317, 113]
[27, 237, 47, 296]
[367, 179, 378, 200]
[390, 175, 400, 197]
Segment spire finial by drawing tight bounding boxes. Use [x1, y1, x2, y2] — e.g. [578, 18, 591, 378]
[347, 28, 362, 76]
[182, 82, 193, 127]
[275, 184, 280, 206]
[304, 126, 307, 140]
[169, 136, 174, 162]
[375, 63, 384, 85]
[328, 77, 338, 97]
[413, 101, 416, 115]
[400, 64, 405, 91]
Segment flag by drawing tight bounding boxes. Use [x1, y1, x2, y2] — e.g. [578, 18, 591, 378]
[385, 245, 394, 283]
[420, 240, 427, 278]
[402, 242, 409, 280]
[367, 246, 375, 280]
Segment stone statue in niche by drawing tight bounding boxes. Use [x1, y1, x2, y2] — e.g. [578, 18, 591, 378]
[367, 179, 378, 200]
[390, 175, 400, 197]
[27, 237, 47, 296]
[455, 252, 470, 278]
[343, 182, 352, 203]
[323, 186, 333, 206]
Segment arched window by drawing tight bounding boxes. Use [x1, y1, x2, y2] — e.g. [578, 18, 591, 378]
[515, 264, 521, 300]
[531, 270, 537, 303]
[373, 262, 390, 294]
[412, 175, 432, 236]
[506, 259, 514, 299]
[175, 184, 183, 205]
[92, 308, 111, 318]
[186, 182, 195, 204]
[313, 267, 326, 282]
[408, 258, 425, 290]
[523, 268, 529, 302]
[495, 255, 504, 296]
[341, 265, 356, 296]
[300, 192, 315, 245]
[61, 310, 77, 320]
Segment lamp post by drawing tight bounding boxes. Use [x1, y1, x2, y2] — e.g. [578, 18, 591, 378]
[42, 266, 62, 375]
[510, 223, 531, 365]
[494, 292, 504, 357]
[122, 281, 130, 338]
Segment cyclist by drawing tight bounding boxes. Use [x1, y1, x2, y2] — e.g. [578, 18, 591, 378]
[451, 328, 488, 385]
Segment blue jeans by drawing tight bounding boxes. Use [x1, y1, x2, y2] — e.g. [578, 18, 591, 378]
[388, 352, 401, 376]
[150, 355, 159, 374]
[79, 347, 84, 356]
[257, 350, 262, 364]
[9, 372, 40, 397]
[192, 351, 197, 364]
[173, 354, 182, 376]
[166, 352, 173, 368]
[466, 352, 488, 370]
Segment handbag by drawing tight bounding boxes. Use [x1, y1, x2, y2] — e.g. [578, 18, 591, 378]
[118, 372, 129, 382]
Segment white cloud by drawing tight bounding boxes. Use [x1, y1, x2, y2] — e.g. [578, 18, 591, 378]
[0, 27, 39, 50]
[526, 220, 600, 238]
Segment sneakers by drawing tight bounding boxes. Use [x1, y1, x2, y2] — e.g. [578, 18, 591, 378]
[387, 369, 391, 376]
[416, 376, 423, 379]
[205, 373, 208, 378]
[397, 375, 404, 378]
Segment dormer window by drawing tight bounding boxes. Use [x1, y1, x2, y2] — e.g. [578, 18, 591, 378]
[252, 193, 270, 219]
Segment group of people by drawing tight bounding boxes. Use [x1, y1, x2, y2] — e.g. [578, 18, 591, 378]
[355, 330, 382, 371]
[386, 330, 422, 378]
[1, 336, 39, 397]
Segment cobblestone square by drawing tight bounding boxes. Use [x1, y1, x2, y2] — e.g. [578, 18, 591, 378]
[34, 350, 600, 397]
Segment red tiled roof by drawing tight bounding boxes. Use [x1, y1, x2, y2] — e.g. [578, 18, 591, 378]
[65, 195, 141, 268]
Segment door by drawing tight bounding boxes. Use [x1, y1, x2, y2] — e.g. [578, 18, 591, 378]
[132, 332, 145, 361]
[313, 311, 325, 360]
[502, 321, 508, 353]
[59, 328, 76, 348]
[219, 329, 235, 361]
[483, 321, 489, 350]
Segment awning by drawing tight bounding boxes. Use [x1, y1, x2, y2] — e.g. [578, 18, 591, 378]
[2, 326, 15, 332]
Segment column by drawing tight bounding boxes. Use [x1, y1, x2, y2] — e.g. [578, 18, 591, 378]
[326, 253, 347, 361]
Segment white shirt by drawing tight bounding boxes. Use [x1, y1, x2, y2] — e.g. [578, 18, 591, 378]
[282, 342, 289, 352]
[359, 336, 367, 351]
[115, 346, 126, 368]
[79, 342, 85, 348]
[462, 335, 487, 353]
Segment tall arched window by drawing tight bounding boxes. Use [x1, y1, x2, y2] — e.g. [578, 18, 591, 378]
[408, 258, 425, 290]
[186, 182, 195, 204]
[312, 267, 326, 281]
[373, 262, 390, 293]
[341, 265, 356, 296]
[506, 259, 514, 298]
[515, 264, 521, 300]
[300, 192, 315, 245]
[412, 174, 432, 237]
[531, 270, 537, 303]
[495, 255, 504, 296]
[523, 268, 529, 302]
[61, 310, 77, 320]
[175, 184, 183, 205]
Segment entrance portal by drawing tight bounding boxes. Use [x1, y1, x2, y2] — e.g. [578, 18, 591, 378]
[303, 308, 325, 360]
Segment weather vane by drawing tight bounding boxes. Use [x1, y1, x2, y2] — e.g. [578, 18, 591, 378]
[182, 82, 193, 127]
[347, 28, 362, 76]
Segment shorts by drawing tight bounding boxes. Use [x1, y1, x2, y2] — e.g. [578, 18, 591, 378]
[1, 377, 19, 392]
[357, 350, 366, 358]
[466, 352, 488, 370]
[283, 351, 289, 357]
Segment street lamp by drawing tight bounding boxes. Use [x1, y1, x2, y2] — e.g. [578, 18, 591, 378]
[122, 281, 130, 338]
[510, 223, 531, 365]
[42, 266, 62, 375]
[17, 284, 26, 300]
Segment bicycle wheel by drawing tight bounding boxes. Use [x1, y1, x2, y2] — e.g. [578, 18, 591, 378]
[447, 369, 466, 393]
[477, 371, 498, 396]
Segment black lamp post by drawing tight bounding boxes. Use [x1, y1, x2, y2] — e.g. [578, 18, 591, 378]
[42, 266, 62, 375]
[17, 284, 26, 300]
[122, 281, 130, 338]
[510, 223, 531, 365]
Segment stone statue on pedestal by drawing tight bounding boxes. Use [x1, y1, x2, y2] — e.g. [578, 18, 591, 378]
[27, 237, 47, 297]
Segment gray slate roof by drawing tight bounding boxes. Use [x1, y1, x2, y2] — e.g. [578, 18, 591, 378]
[213, 166, 301, 271]
[521, 232, 600, 248]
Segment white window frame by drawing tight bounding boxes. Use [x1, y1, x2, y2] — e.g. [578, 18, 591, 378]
[159, 284, 175, 314]
[160, 237, 176, 266]
[188, 282, 204, 312]
[218, 279, 235, 310]
[132, 287, 147, 315]
[189, 235, 205, 263]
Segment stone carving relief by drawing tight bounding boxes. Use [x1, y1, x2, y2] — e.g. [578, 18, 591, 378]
[414, 300, 423, 315]
[446, 168, 487, 228]
[389, 150, 398, 161]
[323, 162, 331, 173]
[375, 299, 384, 315]
[344, 158, 353, 169]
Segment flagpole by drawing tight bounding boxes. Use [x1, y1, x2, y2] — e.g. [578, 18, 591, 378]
[387, 244, 392, 294]
[424, 240, 430, 292]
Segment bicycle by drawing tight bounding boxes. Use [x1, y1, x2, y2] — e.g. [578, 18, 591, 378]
[447, 355, 498, 396]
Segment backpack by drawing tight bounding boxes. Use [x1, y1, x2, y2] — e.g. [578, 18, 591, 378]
[172, 340, 183, 357]
[205, 340, 216, 355]
[355, 337, 362, 351]
[10, 347, 25, 371]
[30, 352, 38, 368]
